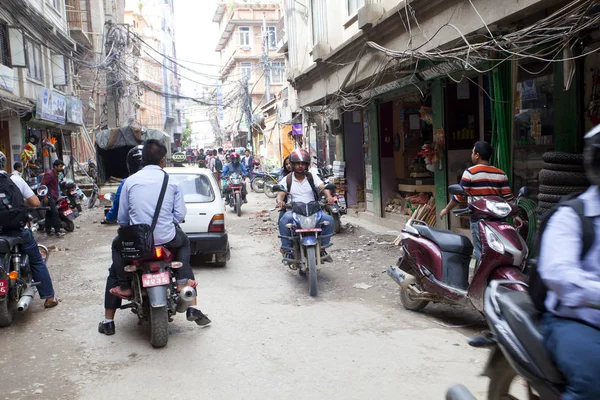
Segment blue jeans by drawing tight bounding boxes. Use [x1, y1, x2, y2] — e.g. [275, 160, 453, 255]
[470, 220, 482, 260]
[3, 229, 55, 299]
[543, 312, 600, 400]
[278, 210, 334, 250]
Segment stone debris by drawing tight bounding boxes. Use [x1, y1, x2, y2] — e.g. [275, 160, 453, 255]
[353, 283, 373, 290]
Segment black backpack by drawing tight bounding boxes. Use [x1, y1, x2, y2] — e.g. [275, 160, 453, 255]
[286, 172, 319, 202]
[214, 157, 223, 173]
[0, 173, 29, 231]
[528, 193, 596, 312]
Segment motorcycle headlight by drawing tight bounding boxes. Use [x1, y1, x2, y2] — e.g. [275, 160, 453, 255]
[484, 226, 505, 254]
[297, 214, 318, 229]
[486, 202, 511, 218]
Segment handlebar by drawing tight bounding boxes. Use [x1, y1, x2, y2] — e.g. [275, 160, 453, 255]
[453, 208, 471, 216]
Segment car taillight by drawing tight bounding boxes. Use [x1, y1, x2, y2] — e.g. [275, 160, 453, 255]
[208, 214, 225, 232]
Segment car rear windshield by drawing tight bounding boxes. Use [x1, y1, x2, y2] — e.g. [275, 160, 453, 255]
[168, 173, 215, 203]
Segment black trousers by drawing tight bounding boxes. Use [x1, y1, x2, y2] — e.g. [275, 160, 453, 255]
[111, 226, 195, 290]
[45, 195, 62, 234]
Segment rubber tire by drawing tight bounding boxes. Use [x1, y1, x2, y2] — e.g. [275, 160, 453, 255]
[149, 306, 169, 348]
[251, 177, 265, 193]
[538, 200, 558, 210]
[235, 193, 241, 217]
[264, 181, 278, 198]
[88, 191, 97, 209]
[542, 152, 584, 165]
[307, 247, 318, 297]
[542, 162, 584, 172]
[215, 248, 229, 267]
[400, 286, 429, 312]
[487, 353, 518, 400]
[537, 193, 563, 203]
[539, 169, 588, 186]
[333, 214, 341, 234]
[538, 185, 589, 196]
[63, 219, 75, 232]
[0, 298, 15, 327]
[536, 207, 550, 218]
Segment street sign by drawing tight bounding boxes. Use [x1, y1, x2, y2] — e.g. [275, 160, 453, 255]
[172, 152, 186, 163]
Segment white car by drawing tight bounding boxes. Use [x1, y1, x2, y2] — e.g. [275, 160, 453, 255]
[164, 167, 230, 266]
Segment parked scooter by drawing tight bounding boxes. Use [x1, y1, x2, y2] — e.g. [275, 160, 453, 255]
[223, 172, 245, 217]
[387, 185, 529, 314]
[120, 245, 196, 348]
[59, 178, 83, 212]
[274, 182, 336, 296]
[445, 280, 568, 399]
[56, 195, 78, 232]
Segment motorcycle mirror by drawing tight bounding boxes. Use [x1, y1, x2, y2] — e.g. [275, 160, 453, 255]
[518, 186, 530, 198]
[104, 193, 113, 201]
[448, 184, 465, 196]
[36, 185, 48, 197]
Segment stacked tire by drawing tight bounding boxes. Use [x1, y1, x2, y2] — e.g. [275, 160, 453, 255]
[537, 152, 589, 218]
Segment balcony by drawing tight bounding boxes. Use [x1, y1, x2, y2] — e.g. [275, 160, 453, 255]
[65, 0, 93, 49]
[276, 17, 287, 54]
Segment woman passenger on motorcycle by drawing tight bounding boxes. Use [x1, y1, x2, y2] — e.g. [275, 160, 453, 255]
[279, 156, 292, 181]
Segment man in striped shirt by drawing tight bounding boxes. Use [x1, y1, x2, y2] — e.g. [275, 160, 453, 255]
[440, 141, 521, 259]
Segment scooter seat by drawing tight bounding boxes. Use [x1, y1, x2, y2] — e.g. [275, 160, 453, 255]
[497, 290, 565, 384]
[413, 225, 473, 254]
[0, 236, 23, 253]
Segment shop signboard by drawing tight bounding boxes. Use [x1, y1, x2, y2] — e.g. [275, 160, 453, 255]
[222, 141, 233, 150]
[36, 88, 66, 124]
[0, 64, 14, 93]
[67, 97, 84, 125]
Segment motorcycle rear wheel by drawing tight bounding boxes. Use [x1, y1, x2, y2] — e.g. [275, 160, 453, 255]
[333, 214, 342, 234]
[149, 306, 169, 348]
[252, 176, 265, 193]
[0, 297, 15, 327]
[307, 247, 318, 297]
[88, 190, 98, 209]
[235, 193, 242, 217]
[63, 219, 75, 232]
[400, 286, 429, 311]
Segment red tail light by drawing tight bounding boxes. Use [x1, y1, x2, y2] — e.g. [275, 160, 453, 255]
[57, 198, 68, 208]
[208, 214, 225, 232]
[154, 247, 164, 259]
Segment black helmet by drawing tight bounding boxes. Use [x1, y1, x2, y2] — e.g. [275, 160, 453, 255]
[127, 145, 144, 175]
[584, 125, 600, 187]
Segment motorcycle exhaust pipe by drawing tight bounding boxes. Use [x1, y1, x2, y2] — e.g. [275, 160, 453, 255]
[17, 286, 37, 312]
[175, 286, 197, 313]
[387, 265, 417, 289]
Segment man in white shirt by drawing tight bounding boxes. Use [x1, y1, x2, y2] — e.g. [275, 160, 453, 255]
[12, 162, 23, 177]
[276, 148, 335, 262]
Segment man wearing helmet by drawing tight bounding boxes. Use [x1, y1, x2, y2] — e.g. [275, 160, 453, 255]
[221, 152, 249, 203]
[0, 151, 59, 309]
[276, 148, 335, 262]
[538, 127, 600, 400]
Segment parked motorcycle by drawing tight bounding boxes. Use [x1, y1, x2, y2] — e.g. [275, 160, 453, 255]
[387, 185, 529, 314]
[60, 178, 83, 212]
[274, 182, 336, 296]
[250, 170, 267, 193]
[0, 203, 50, 327]
[120, 245, 196, 348]
[323, 195, 346, 234]
[223, 172, 245, 217]
[27, 184, 47, 232]
[56, 195, 78, 232]
[263, 169, 283, 198]
[446, 280, 568, 399]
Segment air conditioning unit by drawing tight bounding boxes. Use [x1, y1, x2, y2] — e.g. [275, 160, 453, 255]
[358, 4, 385, 30]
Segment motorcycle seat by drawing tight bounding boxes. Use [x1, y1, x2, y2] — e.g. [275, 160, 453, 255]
[413, 225, 473, 254]
[0, 236, 24, 253]
[497, 290, 565, 384]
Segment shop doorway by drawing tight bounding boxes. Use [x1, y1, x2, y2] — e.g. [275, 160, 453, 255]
[342, 110, 364, 207]
[0, 122, 10, 172]
[378, 101, 396, 214]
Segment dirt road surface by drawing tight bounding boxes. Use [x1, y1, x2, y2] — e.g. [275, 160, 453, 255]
[0, 191, 491, 400]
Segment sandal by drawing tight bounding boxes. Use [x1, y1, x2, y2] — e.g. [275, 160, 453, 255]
[109, 287, 133, 299]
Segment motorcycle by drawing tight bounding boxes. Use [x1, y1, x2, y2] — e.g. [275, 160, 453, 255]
[222, 172, 245, 217]
[446, 280, 568, 400]
[59, 178, 83, 212]
[250, 170, 267, 193]
[387, 185, 529, 314]
[274, 182, 336, 297]
[27, 184, 47, 232]
[120, 245, 196, 348]
[0, 199, 50, 327]
[323, 195, 346, 234]
[56, 194, 78, 232]
[263, 169, 283, 198]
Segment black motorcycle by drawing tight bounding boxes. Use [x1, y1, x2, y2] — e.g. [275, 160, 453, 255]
[59, 178, 83, 212]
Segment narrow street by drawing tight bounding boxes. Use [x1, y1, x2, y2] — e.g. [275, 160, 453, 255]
[0, 191, 491, 400]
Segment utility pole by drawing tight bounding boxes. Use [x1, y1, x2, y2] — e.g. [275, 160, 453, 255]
[244, 77, 252, 148]
[262, 13, 271, 102]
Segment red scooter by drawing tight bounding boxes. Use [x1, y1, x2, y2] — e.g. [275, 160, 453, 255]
[387, 185, 529, 314]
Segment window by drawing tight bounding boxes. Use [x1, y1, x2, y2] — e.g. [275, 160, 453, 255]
[311, 0, 327, 45]
[168, 173, 215, 203]
[348, 0, 365, 15]
[48, 0, 63, 13]
[238, 27, 250, 47]
[25, 38, 42, 81]
[240, 62, 252, 82]
[270, 61, 284, 84]
[51, 54, 67, 89]
[263, 26, 276, 49]
[0, 24, 11, 67]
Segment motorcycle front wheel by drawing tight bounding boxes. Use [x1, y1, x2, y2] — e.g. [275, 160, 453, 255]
[149, 306, 169, 348]
[235, 193, 242, 217]
[306, 247, 318, 297]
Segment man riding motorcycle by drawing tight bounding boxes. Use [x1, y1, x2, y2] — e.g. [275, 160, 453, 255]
[221, 152, 249, 203]
[276, 149, 335, 262]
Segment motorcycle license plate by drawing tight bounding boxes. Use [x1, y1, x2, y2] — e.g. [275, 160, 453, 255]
[0, 280, 7, 295]
[63, 208, 73, 216]
[295, 228, 322, 233]
[142, 272, 170, 288]
[70, 190, 78, 195]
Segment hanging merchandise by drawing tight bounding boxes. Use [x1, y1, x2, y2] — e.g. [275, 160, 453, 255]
[419, 106, 433, 125]
[530, 110, 542, 140]
[418, 143, 440, 172]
